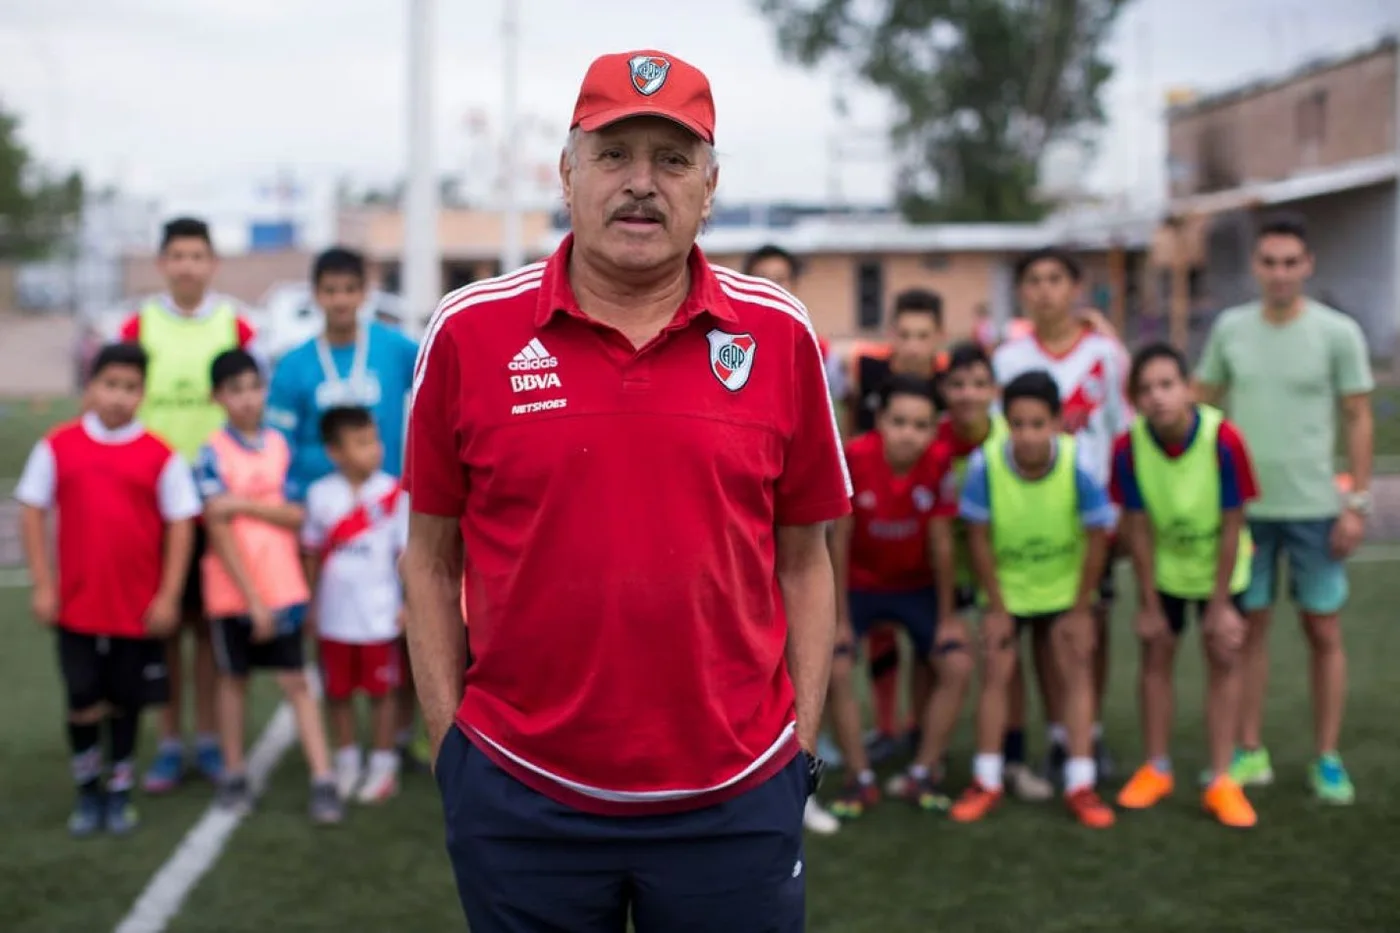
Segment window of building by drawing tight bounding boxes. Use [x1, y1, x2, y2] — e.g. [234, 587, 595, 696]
[1296, 89, 1328, 146]
[856, 260, 883, 330]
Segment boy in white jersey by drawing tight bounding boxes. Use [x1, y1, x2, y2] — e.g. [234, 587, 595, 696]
[993, 247, 1131, 784]
[301, 406, 408, 803]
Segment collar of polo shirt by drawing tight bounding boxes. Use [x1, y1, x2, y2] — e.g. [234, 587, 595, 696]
[532, 233, 740, 329]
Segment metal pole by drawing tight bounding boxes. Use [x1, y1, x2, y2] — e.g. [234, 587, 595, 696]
[404, 0, 441, 336]
[500, 1, 524, 274]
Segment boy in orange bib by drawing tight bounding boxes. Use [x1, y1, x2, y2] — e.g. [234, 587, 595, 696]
[194, 349, 341, 824]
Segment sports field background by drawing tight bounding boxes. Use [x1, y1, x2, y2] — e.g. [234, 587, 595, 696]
[3, 394, 1399, 932]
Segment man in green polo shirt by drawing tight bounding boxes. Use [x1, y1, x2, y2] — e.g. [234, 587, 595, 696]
[1195, 212, 1374, 804]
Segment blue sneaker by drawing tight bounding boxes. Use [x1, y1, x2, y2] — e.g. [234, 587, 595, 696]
[194, 742, 224, 783]
[68, 790, 105, 838]
[1309, 753, 1355, 805]
[816, 732, 844, 769]
[142, 744, 185, 794]
[105, 790, 140, 835]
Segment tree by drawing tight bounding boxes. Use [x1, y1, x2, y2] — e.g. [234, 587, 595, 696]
[0, 101, 84, 258]
[756, 0, 1130, 222]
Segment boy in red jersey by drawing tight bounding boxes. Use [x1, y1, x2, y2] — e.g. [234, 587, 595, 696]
[926, 342, 1055, 803]
[827, 374, 973, 817]
[16, 343, 201, 836]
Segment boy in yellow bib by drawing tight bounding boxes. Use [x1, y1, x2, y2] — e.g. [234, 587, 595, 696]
[1111, 342, 1259, 828]
[951, 371, 1116, 828]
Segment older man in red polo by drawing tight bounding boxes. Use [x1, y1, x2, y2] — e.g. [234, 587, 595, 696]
[402, 50, 850, 932]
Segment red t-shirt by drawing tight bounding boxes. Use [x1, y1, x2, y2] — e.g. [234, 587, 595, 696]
[407, 238, 851, 815]
[49, 422, 173, 638]
[845, 432, 952, 592]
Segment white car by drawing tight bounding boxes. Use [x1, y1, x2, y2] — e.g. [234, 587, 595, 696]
[257, 282, 409, 362]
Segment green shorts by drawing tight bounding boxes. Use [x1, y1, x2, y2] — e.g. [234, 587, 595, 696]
[1240, 519, 1348, 616]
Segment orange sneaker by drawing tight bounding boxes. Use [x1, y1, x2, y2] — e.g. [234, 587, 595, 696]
[1116, 763, 1174, 810]
[1065, 787, 1116, 828]
[1202, 775, 1258, 828]
[949, 782, 1003, 823]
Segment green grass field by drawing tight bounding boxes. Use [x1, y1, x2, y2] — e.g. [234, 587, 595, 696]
[5, 572, 1399, 933]
[4, 394, 1400, 932]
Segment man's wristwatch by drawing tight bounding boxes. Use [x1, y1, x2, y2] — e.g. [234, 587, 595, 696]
[1344, 490, 1373, 516]
[801, 749, 826, 798]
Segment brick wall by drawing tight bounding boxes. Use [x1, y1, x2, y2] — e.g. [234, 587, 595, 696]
[1169, 45, 1397, 197]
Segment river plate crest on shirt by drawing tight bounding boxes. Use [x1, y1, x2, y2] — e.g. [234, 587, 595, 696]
[707, 329, 756, 391]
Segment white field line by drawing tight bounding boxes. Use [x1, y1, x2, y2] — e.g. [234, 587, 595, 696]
[110, 683, 309, 933]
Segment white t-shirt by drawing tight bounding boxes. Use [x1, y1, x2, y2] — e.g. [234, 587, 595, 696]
[992, 331, 1131, 488]
[14, 412, 202, 521]
[301, 471, 408, 644]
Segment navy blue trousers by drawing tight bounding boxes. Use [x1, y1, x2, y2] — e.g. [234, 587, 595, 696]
[436, 727, 807, 932]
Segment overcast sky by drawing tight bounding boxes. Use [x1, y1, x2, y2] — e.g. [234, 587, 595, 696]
[1, 0, 1396, 240]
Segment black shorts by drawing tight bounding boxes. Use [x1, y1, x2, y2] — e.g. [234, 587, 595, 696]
[210, 615, 305, 677]
[180, 522, 208, 618]
[1013, 611, 1067, 632]
[1158, 592, 1247, 636]
[849, 587, 939, 659]
[56, 628, 169, 712]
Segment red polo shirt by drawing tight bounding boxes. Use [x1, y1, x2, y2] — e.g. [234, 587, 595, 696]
[408, 236, 851, 815]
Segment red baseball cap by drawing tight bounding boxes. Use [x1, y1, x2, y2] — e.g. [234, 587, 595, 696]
[570, 50, 716, 144]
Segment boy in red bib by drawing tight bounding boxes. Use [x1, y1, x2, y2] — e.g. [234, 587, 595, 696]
[302, 406, 409, 804]
[194, 349, 341, 823]
[16, 343, 200, 836]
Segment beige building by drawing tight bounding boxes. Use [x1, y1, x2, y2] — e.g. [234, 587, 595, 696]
[112, 209, 1151, 348]
[1156, 36, 1400, 358]
[323, 207, 1149, 345]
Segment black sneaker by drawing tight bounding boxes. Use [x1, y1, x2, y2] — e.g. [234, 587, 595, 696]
[68, 788, 105, 838]
[216, 775, 254, 816]
[1041, 743, 1068, 789]
[1094, 737, 1116, 781]
[104, 789, 140, 835]
[863, 731, 902, 766]
[309, 780, 344, 825]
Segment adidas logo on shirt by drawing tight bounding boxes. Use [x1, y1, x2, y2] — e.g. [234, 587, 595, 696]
[509, 338, 558, 371]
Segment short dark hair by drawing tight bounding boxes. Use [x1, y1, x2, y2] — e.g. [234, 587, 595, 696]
[210, 349, 261, 390]
[891, 288, 943, 328]
[313, 247, 368, 287]
[1255, 211, 1309, 250]
[89, 342, 148, 382]
[160, 216, 213, 252]
[1013, 247, 1082, 284]
[1002, 370, 1061, 417]
[945, 340, 992, 377]
[877, 373, 938, 412]
[319, 406, 375, 446]
[1129, 341, 1189, 396]
[742, 244, 801, 278]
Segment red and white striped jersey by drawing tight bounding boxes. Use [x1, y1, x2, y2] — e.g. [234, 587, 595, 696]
[992, 330, 1131, 487]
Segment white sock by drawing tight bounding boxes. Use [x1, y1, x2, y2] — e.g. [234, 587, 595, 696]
[857, 769, 875, 786]
[335, 745, 362, 771]
[974, 753, 1004, 791]
[1047, 723, 1068, 747]
[369, 749, 400, 775]
[1065, 756, 1096, 793]
[1091, 722, 1104, 740]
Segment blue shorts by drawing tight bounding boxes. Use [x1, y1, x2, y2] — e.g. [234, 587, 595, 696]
[436, 728, 806, 933]
[848, 587, 938, 659]
[1240, 518, 1349, 616]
